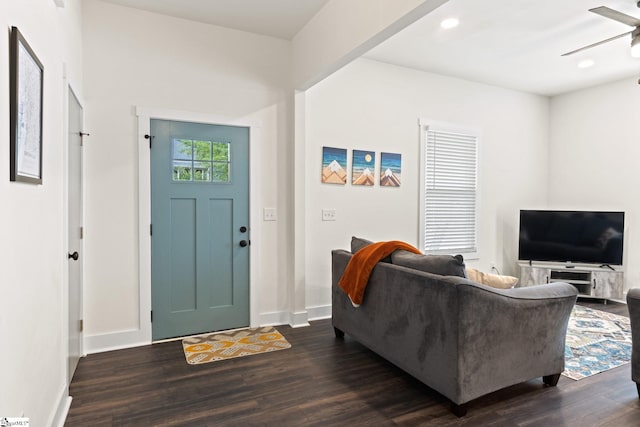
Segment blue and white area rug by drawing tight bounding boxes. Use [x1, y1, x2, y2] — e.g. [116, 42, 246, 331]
[563, 304, 632, 380]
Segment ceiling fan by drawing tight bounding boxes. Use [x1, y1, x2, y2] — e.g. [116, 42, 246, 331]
[562, 4, 640, 57]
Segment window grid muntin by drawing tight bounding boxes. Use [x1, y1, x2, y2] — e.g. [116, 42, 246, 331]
[172, 139, 231, 183]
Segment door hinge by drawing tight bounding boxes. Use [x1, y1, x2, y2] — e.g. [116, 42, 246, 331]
[80, 319, 83, 332]
[145, 134, 152, 148]
[150, 224, 153, 236]
[151, 311, 153, 322]
[80, 226, 84, 239]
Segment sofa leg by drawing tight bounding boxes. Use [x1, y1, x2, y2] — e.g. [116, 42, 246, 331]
[543, 373, 561, 386]
[333, 327, 344, 338]
[636, 382, 640, 399]
[450, 402, 468, 417]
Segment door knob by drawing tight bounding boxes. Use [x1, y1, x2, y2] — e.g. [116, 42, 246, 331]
[239, 240, 248, 247]
[68, 251, 79, 261]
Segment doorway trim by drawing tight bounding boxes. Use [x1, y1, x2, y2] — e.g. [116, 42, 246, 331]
[136, 106, 262, 343]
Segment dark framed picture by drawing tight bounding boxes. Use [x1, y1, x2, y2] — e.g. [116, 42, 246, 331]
[10, 26, 44, 184]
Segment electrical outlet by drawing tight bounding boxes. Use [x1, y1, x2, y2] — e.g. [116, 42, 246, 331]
[322, 208, 337, 221]
[263, 208, 277, 221]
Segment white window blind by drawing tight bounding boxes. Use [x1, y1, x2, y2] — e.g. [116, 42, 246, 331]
[423, 127, 478, 255]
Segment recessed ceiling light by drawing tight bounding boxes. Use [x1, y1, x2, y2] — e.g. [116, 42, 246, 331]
[577, 59, 595, 69]
[441, 18, 459, 29]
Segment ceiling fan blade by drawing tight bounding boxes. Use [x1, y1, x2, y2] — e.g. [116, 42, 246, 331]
[589, 6, 640, 27]
[561, 31, 632, 56]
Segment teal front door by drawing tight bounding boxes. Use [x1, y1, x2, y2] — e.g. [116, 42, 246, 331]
[151, 119, 250, 340]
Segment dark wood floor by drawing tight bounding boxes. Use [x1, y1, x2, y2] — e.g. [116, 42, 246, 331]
[66, 300, 640, 426]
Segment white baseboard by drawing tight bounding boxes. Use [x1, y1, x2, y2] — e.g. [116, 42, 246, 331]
[290, 311, 310, 328]
[307, 304, 331, 321]
[259, 310, 310, 328]
[84, 329, 150, 354]
[50, 389, 72, 427]
[259, 310, 291, 326]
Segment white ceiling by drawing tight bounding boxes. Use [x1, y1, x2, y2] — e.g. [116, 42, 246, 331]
[98, 0, 640, 96]
[99, 0, 330, 40]
[365, 0, 640, 96]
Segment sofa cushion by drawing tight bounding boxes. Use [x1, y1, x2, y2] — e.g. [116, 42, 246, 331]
[350, 236, 392, 262]
[391, 251, 466, 277]
[466, 267, 518, 289]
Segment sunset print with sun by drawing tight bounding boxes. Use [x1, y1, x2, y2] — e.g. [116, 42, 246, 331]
[352, 150, 375, 186]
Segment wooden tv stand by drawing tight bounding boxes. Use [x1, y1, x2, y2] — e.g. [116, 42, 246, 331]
[518, 263, 624, 303]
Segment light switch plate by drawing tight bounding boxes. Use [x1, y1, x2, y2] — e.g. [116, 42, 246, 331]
[263, 208, 277, 221]
[322, 208, 337, 221]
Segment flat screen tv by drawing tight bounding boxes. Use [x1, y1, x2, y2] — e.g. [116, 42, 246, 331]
[518, 210, 624, 266]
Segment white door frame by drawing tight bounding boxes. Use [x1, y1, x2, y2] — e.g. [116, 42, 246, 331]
[136, 107, 262, 342]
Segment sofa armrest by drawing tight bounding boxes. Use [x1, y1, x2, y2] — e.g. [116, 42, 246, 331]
[455, 281, 577, 403]
[627, 288, 640, 384]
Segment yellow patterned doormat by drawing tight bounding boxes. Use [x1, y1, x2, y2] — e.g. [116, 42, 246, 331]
[182, 326, 291, 365]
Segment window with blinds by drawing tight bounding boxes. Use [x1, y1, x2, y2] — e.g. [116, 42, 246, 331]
[421, 125, 478, 256]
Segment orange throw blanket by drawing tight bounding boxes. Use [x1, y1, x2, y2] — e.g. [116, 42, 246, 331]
[339, 241, 422, 307]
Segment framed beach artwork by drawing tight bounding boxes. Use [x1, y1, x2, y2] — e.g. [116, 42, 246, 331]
[352, 150, 375, 186]
[380, 152, 401, 187]
[10, 27, 44, 184]
[321, 147, 347, 184]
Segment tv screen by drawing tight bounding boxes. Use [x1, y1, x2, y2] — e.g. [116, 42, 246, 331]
[518, 210, 624, 266]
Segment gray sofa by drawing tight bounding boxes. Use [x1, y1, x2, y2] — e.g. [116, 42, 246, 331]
[628, 288, 640, 398]
[332, 249, 578, 416]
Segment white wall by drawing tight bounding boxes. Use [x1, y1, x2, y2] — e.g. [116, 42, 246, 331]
[549, 77, 640, 293]
[304, 58, 550, 307]
[82, 0, 293, 346]
[0, 0, 83, 425]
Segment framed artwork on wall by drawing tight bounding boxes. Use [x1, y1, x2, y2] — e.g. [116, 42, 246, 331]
[10, 26, 44, 184]
[380, 152, 401, 187]
[352, 149, 375, 186]
[321, 146, 347, 184]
